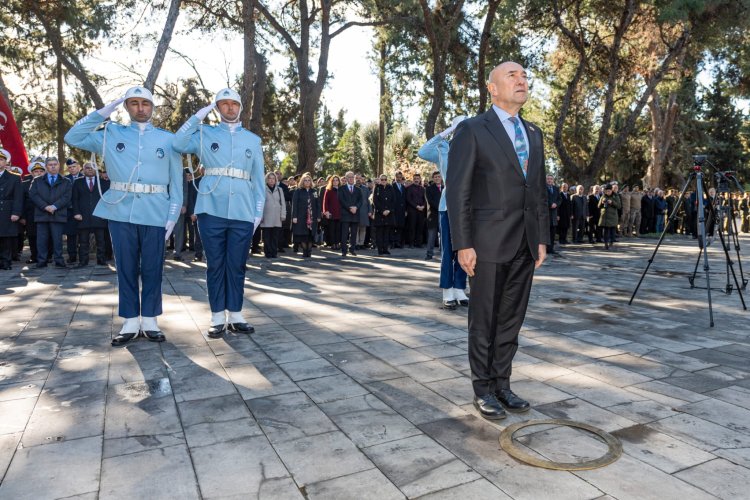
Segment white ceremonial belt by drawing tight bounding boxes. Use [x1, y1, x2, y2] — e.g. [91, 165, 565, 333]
[110, 182, 168, 194]
[204, 167, 251, 181]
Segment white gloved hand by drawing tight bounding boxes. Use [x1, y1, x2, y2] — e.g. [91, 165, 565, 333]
[165, 220, 176, 241]
[439, 115, 468, 138]
[196, 102, 216, 121]
[97, 96, 126, 118]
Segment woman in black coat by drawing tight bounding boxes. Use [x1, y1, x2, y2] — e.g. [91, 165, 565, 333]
[371, 175, 395, 255]
[291, 173, 321, 258]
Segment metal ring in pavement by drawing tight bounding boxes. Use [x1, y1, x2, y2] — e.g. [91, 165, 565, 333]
[499, 419, 622, 470]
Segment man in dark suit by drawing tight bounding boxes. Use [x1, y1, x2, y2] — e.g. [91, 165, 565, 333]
[29, 157, 72, 268]
[391, 171, 407, 248]
[338, 170, 362, 257]
[557, 182, 571, 245]
[424, 171, 442, 260]
[546, 175, 561, 253]
[447, 61, 548, 420]
[571, 184, 588, 243]
[588, 185, 602, 243]
[0, 149, 24, 270]
[72, 162, 110, 266]
[64, 158, 84, 263]
[21, 162, 47, 263]
[641, 189, 655, 234]
[405, 173, 426, 248]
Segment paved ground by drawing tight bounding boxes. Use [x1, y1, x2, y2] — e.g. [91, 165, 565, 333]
[1, 232, 749, 500]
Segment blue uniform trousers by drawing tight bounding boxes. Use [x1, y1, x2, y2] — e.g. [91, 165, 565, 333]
[439, 211, 467, 290]
[109, 220, 166, 318]
[197, 213, 253, 313]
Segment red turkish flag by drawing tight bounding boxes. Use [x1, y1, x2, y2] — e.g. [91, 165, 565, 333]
[0, 92, 29, 175]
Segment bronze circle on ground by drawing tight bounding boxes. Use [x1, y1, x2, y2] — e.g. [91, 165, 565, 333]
[499, 419, 622, 471]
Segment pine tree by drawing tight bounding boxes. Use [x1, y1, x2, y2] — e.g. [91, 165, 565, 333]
[704, 74, 746, 172]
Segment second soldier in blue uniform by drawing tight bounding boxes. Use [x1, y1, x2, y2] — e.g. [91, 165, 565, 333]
[65, 86, 183, 346]
[173, 88, 266, 338]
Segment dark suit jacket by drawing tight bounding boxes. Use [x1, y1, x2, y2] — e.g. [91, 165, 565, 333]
[72, 176, 110, 229]
[338, 183, 362, 223]
[64, 173, 84, 233]
[446, 109, 548, 263]
[547, 185, 561, 227]
[641, 195, 655, 219]
[0, 171, 23, 237]
[571, 194, 588, 219]
[187, 177, 201, 216]
[391, 182, 407, 226]
[588, 194, 601, 222]
[290, 188, 321, 235]
[406, 183, 425, 210]
[29, 174, 72, 223]
[22, 178, 36, 226]
[425, 183, 442, 228]
[558, 191, 572, 225]
[372, 184, 395, 226]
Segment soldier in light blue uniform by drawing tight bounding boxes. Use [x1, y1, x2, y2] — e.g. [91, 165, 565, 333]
[173, 88, 265, 338]
[65, 86, 183, 346]
[417, 116, 469, 309]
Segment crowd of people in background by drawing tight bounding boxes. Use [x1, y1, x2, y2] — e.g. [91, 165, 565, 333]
[2, 151, 750, 272]
[547, 179, 750, 253]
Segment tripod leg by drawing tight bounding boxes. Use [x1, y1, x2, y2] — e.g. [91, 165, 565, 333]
[716, 222, 747, 310]
[730, 209, 747, 289]
[630, 174, 694, 305]
[696, 174, 714, 327]
[689, 250, 702, 288]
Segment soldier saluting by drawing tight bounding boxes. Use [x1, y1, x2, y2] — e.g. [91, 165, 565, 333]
[65, 86, 183, 346]
[173, 88, 265, 338]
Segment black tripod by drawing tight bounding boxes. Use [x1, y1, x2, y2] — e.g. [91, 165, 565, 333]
[629, 164, 747, 327]
[688, 194, 748, 294]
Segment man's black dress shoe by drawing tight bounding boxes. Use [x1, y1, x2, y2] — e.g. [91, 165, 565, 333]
[207, 324, 226, 339]
[458, 299, 469, 306]
[35, 263, 47, 269]
[143, 330, 166, 342]
[228, 323, 255, 334]
[350, 251, 357, 256]
[442, 299, 458, 310]
[495, 388, 530, 413]
[111, 331, 139, 346]
[55, 262, 67, 268]
[473, 394, 506, 420]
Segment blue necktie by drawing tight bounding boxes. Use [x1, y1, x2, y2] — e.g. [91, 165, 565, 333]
[49, 175, 55, 186]
[508, 116, 528, 178]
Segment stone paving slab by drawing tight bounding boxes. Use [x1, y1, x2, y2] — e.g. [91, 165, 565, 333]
[1, 234, 749, 498]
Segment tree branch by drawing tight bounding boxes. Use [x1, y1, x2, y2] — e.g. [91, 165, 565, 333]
[257, 0, 301, 54]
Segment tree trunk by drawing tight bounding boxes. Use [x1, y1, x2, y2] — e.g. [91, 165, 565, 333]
[144, 0, 183, 91]
[644, 92, 679, 188]
[241, 0, 257, 128]
[31, 5, 103, 108]
[418, 0, 465, 139]
[551, 0, 690, 185]
[297, 92, 317, 174]
[0, 74, 9, 104]
[249, 51, 266, 135]
[56, 57, 65, 162]
[477, 0, 500, 114]
[377, 36, 388, 176]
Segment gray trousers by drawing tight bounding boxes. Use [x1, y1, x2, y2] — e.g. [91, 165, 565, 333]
[173, 214, 186, 256]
